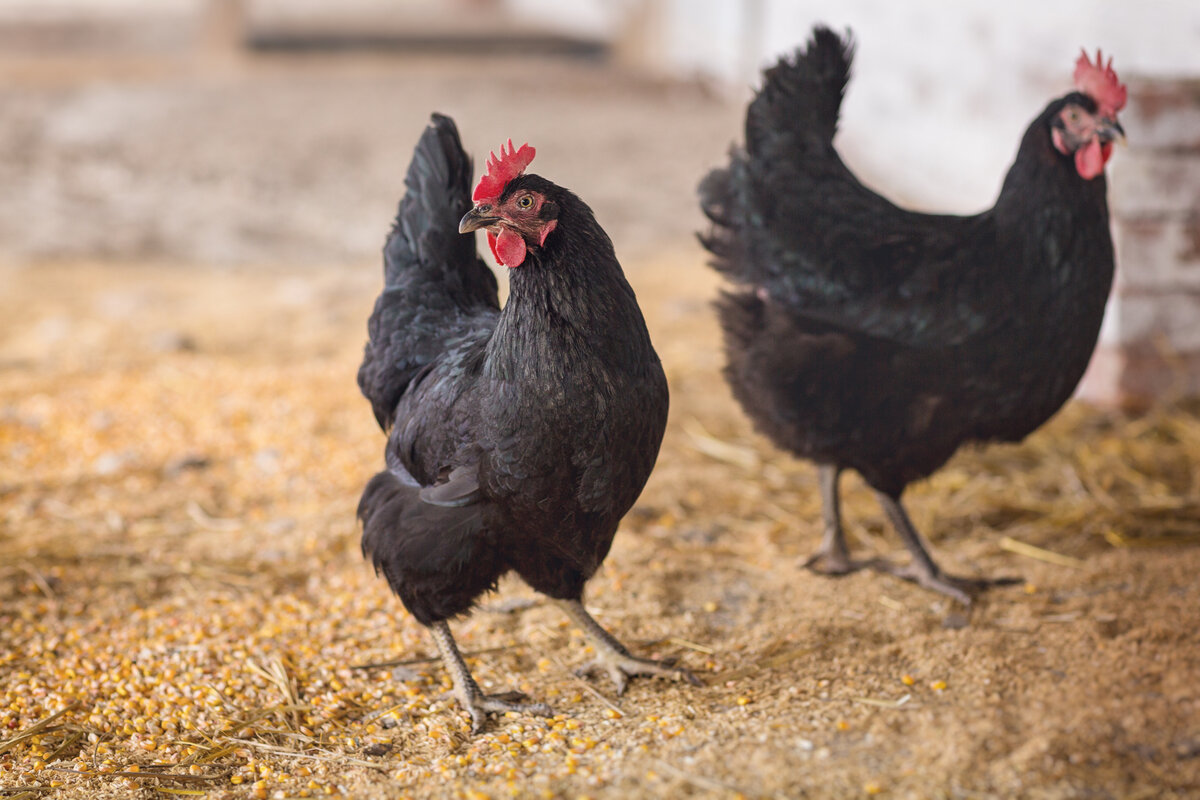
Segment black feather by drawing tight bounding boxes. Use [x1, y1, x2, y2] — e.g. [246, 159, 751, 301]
[359, 468, 499, 625]
[357, 113, 500, 431]
[701, 26, 1116, 499]
[358, 113, 668, 626]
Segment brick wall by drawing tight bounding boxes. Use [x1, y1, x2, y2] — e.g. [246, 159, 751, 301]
[1077, 77, 1200, 409]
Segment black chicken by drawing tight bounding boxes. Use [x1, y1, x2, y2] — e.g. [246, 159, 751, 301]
[700, 28, 1126, 604]
[357, 114, 697, 732]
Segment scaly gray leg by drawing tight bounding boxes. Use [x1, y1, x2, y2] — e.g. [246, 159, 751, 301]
[430, 620, 553, 734]
[874, 491, 1020, 605]
[803, 465, 870, 574]
[556, 599, 701, 695]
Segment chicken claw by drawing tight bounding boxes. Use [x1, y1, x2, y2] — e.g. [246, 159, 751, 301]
[575, 651, 701, 696]
[430, 621, 553, 734]
[557, 599, 702, 695]
[456, 690, 554, 736]
[879, 560, 1023, 607]
[801, 467, 1021, 605]
[875, 492, 1022, 606]
[801, 548, 872, 576]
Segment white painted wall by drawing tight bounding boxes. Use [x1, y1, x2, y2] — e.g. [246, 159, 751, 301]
[616, 0, 1200, 405]
[8, 0, 1197, 217]
[642, 0, 1200, 211]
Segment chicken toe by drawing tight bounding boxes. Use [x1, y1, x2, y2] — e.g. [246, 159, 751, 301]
[575, 650, 701, 696]
[802, 546, 872, 576]
[459, 691, 554, 736]
[430, 621, 553, 734]
[877, 560, 1023, 606]
[875, 492, 1022, 605]
[557, 599, 701, 695]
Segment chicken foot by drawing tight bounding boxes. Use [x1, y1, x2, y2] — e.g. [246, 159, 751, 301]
[430, 620, 553, 734]
[556, 599, 702, 695]
[875, 492, 1022, 605]
[801, 465, 1019, 604]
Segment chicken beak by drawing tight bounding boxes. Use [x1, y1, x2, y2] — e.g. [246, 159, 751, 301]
[1097, 117, 1126, 146]
[459, 206, 500, 234]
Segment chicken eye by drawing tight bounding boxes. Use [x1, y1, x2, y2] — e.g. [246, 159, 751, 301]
[517, 195, 534, 209]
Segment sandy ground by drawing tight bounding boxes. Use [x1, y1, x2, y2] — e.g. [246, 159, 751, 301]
[2, 255, 1199, 800]
[2, 46, 1199, 800]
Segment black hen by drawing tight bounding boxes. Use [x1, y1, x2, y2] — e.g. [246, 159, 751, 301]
[700, 28, 1126, 603]
[358, 114, 696, 733]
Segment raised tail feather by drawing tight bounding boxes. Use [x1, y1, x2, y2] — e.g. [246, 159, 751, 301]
[744, 25, 853, 157]
[383, 113, 478, 288]
[357, 113, 500, 430]
[699, 26, 853, 287]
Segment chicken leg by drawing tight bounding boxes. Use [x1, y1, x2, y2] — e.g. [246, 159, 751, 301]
[801, 465, 1018, 604]
[873, 491, 1021, 605]
[556, 599, 701, 694]
[430, 620, 553, 734]
[802, 465, 869, 575]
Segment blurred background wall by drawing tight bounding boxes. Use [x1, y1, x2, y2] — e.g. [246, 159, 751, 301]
[3, 0, 1197, 261]
[2, 0, 1198, 404]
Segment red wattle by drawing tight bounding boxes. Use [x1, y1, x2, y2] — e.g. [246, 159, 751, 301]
[1074, 138, 1106, 180]
[492, 227, 527, 268]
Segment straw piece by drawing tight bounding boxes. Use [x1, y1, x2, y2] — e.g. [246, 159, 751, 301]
[853, 694, 914, 709]
[998, 536, 1084, 568]
[0, 704, 80, 756]
[683, 417, 760, 470]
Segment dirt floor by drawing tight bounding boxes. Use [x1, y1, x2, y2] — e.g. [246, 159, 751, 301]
[1, 255, 1199, 800]
[2, 41, 1200, 800]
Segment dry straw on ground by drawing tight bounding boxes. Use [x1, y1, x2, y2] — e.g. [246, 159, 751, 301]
[2, 260, 1199, 799]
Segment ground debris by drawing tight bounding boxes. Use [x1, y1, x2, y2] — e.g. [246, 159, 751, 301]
[1, 261, 1198, 799]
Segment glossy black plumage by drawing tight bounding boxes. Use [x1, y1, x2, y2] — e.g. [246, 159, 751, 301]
[700, 28, 1116, 599]
[357, 114, 668, 628]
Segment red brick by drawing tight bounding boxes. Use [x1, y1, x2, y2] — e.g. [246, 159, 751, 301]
[1098, 288, 1200, 351]
[1112, 214, 1200, 290]
[1078, 342, 1200, 410]
[1124, 78, 1200, 153]
[1109, 151, 1200, 218]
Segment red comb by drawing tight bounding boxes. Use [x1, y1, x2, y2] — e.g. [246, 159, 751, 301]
[1074, 48, 1127, 116]
[472, 139, 536, 203]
